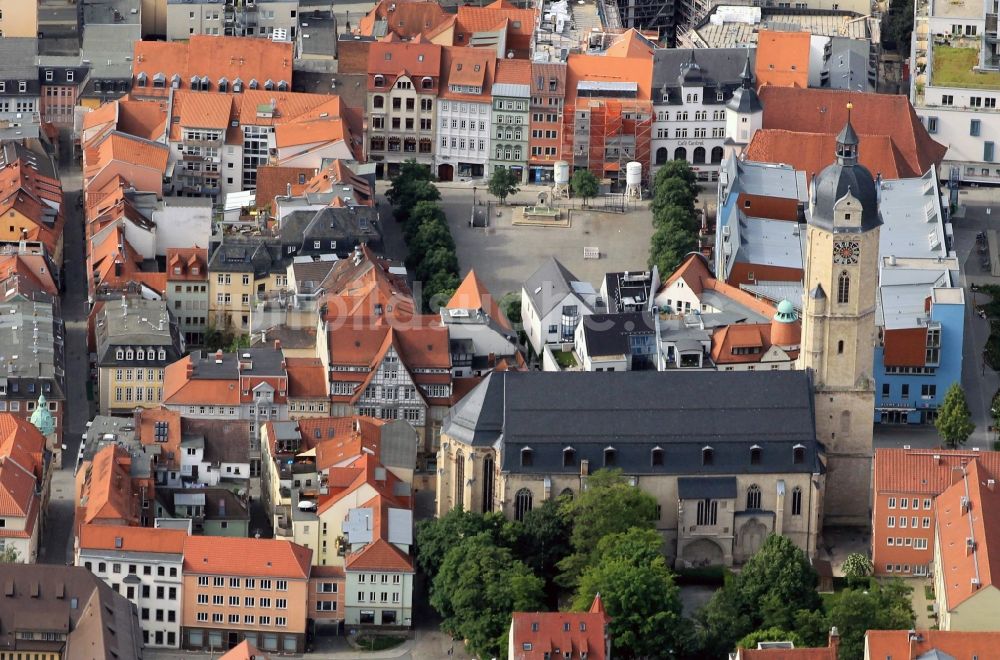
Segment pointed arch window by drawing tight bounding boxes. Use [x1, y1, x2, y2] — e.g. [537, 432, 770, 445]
[746, 484, 762, 510]
[481, 453, 495, 513]
[454, 450, 465, 508]
[791, 486, 803, 516]
[837, 271, 850, 304]
[514, 488, 533, 521]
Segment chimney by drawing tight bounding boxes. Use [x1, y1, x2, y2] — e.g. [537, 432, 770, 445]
[215, 349, 224, 364]
[218, 498, 226, 517]
[828, 627, 839, 654]
[286, 183, 291, 197]
[274, 339, 281, 351]
[186, 360, 194, 378]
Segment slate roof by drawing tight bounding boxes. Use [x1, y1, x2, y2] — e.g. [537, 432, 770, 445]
[652, 48, 755, 104]
[523, 257, 593, 317]
[278, 206, 380, 252]
[444, 370, 822, 475]
[580, 312, 656, 357]
[677, 476, 737, 499]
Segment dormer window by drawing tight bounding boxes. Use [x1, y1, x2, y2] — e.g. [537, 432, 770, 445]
[116, 349, 124, 360]
[171, 74, 180, 89]
[603, 446, 616, 467]
[421, 76, 433, 90]
[793, 444, 805, 465]
[562, 446, 575, 467]
[277, 80, 288, 91]
[126, 349, 134, 360]
[249, 79, 259, 90]
[152, 72, 165, 88]
[159, 349, 166, 360]
[750, 445, 761, 465]
[218, 77, 228, 92]
[374, 75, 385, 88]
[702, 446, 714, 466]
[264, 79, 274, 91]
[136, 72, 147, 88]
[651, 447, 664, 466]
[521, 446, 533, 467]
[233, 78, 243, 93]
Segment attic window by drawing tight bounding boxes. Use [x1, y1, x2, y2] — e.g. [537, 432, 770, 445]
[521, 446, 533, 467]
[793, 444, 805, 464]
[750, 445, 761, 465]
[384, 53, 392, 61]
[456, 63, 463, 71]
[417, 54, 424, 62]
[562, 447, 575, 467]
[651, 447, 664, 466]
[513, 20, 522, 28]
[474, 64, 481, 72]
[604, 446, 616, 467]
[702, 446, 714, 466]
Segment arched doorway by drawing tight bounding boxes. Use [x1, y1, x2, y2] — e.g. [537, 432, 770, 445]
[693, 147, 706, 164]
[682, 538, 725, 567]
[438, 163, 454, 182]
[711, 146, 724, 164]
[655, 147, 668, 165]
[674, 147, 687, 161]
[736, 518, 769, 563]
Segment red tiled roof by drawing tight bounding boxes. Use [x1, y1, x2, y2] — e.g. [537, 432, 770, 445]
[358, 0, 449, 40]
[604, 29, 655, 58]
[286, 358, 329, 399]
[746, 130, 902, 183]
[934, 460, 1000, 610]
[255, 166, 317, 212]
[79, 525, 187, 554]
[183, 536, 312, 579]
[446, 269, 512, 331]
[133, 37, 293, 98]
[367, 41, 442, 84]
[137, 408, 182, 471]
[865, 630, 1000, 659]
[0, 458, 37, 518]
[873, 447, 1000, 494]
[439, 46, 494, 102]
[510, 597, 609, 660]
[754, 30, 811, 89]
[168, 90, 233, 141]
[220, 640, 271, 660]
[736, 646, 837, 660]
[80, 445, 139, 526]
[659, 253, 777, 319]
[758, 87, 947, 178]
[455, 1, 535, 55]
[162, 355, 242, 406]
[166, 247, 208, 282]
[345, 538, 414, 572]
[565, 51, 653, 102]
[494, 58, 532, 85]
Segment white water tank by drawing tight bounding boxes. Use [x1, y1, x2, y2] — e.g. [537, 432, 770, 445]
[626, 161, 642, 186]
[554, 160, 570, 185]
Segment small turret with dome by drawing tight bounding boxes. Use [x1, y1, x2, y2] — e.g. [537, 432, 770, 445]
[770, 299, 801, 349]
[808, 103, 882, 233]
[29, 393, 55, 438]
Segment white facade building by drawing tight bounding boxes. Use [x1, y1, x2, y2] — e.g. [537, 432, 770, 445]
[652, 49, 756, 182]
[76, 527, 187, 648]
[911, 0, 1000, 183]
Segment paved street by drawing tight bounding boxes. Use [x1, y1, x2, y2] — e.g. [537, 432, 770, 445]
[39, 133, 92, 566]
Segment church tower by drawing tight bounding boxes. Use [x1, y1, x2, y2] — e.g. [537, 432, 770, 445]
[798, 105, 881, 528]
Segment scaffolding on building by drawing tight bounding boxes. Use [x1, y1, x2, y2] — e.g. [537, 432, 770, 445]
[561, 98, 652, 189]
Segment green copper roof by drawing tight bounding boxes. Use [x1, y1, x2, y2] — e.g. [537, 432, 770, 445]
[774, 299, 797, 323]
[29, 394, 55, 437]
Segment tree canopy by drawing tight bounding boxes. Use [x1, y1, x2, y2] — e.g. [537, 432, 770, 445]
[557, 469, 658, 588]
[572, 528, 687, 659]
[488, 167, 521, 204]
[415, 507, 507, 580]
[570, 169, 600, 205]
[386, 161, 439, 222]
[936, 382, 975, 448]
[431, 533, 545, 659]
[649, 161, 700, 277]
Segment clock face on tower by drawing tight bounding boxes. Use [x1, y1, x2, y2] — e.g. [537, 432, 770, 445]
[833, 240, 860, 265]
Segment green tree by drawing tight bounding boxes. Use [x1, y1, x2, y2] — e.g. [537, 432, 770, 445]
[826, 581, 915, 659]
[387, 161, 440, 222]
[423, 269, 461, 313]
[653, 203, 698, 234]
[488, 167, 520, 205]
[431, 533, 545, 659]
[698, 535, 821, 655]
[407, 217, 455, 270]
[735, 627, 805, 650]
[0, 547, 21, 563]
[414, 508, 507, 580]
[841, 553, 873, 587]
[415, 246, 460, 284]
[557, 469, 658, 588]
[654, 159, 699, 200]
[936, 382, 975, 448]
[882, 0, 914, 50]
[403, 199, 448, 243]
[653, 177, 696, 216]
[570, 169, 600, 206]
[226, 333, 250, 353]
[572, 528, 686, 659]
[648, 219, 698, 276]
